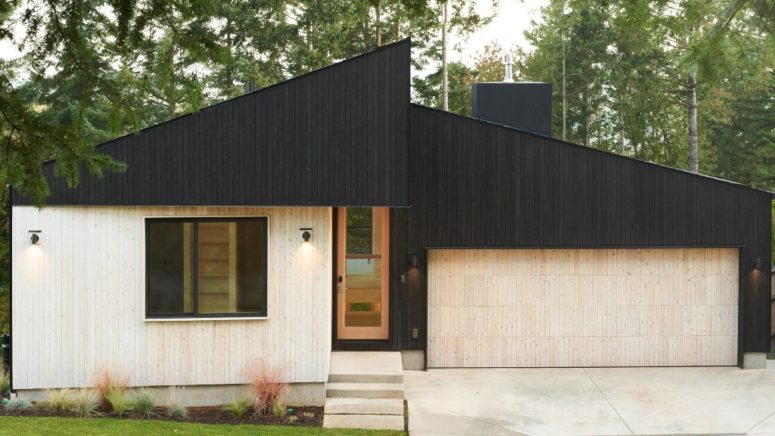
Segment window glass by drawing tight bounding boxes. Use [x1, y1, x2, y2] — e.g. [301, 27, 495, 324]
[147, 222, 194, 316]
[146, 218, 267, 318]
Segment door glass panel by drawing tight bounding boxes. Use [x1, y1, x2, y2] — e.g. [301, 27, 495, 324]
[345, 208, 384, 327]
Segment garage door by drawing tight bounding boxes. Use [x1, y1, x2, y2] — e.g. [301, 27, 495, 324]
[427, 248, 738, 367]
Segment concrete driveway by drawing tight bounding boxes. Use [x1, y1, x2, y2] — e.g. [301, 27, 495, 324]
[405, 367, 775, 435]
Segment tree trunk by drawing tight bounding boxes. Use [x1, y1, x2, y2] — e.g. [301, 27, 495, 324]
[375, 0, 382, 46]
[687, 70, 699, 173]
[583, 89, 590, 147]
[226, 15, 233, 93]
[441, 1, 449, 112]
[561, 34, 567, 141]
[619, 110, 625, 154]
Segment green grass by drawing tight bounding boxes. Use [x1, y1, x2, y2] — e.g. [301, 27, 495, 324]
[0, 416, 405, 435]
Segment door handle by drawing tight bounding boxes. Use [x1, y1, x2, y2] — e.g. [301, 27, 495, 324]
[337, 275, 344, 293]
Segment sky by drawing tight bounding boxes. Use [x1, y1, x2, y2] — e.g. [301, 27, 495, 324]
[449, 0, 549, 67]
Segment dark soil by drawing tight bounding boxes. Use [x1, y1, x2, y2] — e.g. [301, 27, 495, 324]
[0, 403, 323, 427]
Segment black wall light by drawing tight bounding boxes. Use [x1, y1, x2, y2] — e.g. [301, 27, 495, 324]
[408, 252, 420, 268]
[300, 227, 313, 242]
[752, 257, 763, 270]
[29, 230, 42, 244]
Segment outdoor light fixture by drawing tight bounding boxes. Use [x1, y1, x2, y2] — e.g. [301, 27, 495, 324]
[752, 257, 763, 270]
[300, 227, 313, 242]
[29, 230, 41, 244]
[408, 252, 420, 268]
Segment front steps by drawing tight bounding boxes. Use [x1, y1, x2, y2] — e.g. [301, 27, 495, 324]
[326, 382, 404, 399]
[323, 352, 405, 431]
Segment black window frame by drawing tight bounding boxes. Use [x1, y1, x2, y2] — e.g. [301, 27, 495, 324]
[145, 216, 269, 319]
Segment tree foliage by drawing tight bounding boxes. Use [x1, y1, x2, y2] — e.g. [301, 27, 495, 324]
[530, 1, 773, 185]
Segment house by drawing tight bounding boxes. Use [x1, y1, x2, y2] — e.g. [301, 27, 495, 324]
[8, 40, 772, 410]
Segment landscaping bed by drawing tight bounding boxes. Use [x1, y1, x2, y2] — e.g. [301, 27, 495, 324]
[0, 403, 323, 426]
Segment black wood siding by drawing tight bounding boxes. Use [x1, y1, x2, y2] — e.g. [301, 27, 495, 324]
[393, 105, 772, 359]
[14, 40, 410, 207]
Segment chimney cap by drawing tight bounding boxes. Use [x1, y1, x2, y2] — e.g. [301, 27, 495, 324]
[502, 53, 514, 82]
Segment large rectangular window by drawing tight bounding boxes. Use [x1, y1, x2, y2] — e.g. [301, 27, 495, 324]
[146, 217, 268, 318]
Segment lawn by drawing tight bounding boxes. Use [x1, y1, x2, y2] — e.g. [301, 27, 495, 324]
[0, 417, 404, 435]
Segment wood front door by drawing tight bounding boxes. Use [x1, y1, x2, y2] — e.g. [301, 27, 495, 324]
[336, 207, 389, 340]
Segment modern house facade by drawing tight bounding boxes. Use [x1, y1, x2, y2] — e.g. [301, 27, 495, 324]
[9, 40, 772, 405]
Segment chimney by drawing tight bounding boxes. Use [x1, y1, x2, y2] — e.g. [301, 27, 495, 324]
[471, 55, 552, 137]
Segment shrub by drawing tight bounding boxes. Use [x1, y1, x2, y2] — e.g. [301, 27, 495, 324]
[244, 361, 288, 415]
[223, 395, 252, 419]
[4, 397, 31, 410]
[167, 403, 188, 419]
[130, 388, 156, 418]
[0, 367, 9, 394]
[94, 367, 129, 407]
[71, 389, 99, 417]
[45, 389, 73, 413]
[105, 388, 129, 417]
[166, 386, 188, 420]
[272, 400, 287, 418]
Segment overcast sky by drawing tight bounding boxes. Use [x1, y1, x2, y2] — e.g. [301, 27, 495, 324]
[449, 0, 548, 66]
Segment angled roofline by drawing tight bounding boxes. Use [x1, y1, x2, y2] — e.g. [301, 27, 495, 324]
[411, 103, 774, 198]
[39, 38, 412, 168]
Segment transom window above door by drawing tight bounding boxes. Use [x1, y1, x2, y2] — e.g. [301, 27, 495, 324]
[145, 217, 268, 318]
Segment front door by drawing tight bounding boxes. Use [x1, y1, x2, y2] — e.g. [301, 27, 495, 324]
[336, 207, 389, 340]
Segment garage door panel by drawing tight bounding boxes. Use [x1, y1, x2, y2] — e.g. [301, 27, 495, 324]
[428, 248, 739, 367]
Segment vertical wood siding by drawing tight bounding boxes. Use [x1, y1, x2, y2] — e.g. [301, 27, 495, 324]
[12, 206, 332, 389]
[427, 248, 739, 367]
[14, 40, 410, 207]
[392, 105, 771, 357]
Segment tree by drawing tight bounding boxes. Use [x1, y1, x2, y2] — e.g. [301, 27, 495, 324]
[412, 43, 512, 116]
[207, 1, 291, 98]
[1, 0, 133, 205]
[523, 0, 614, 145]
[413, 61, 476, 115]
[414, 0, 493, 111]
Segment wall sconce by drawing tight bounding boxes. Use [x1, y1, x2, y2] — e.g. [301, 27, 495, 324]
[408, 252, 420, 268]
[752, 257, 763, 270]
[29, 230, 42, 244]
[300, 227, 313, 242]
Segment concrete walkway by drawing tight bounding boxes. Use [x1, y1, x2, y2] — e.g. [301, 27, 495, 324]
[405, 367, 775, 435]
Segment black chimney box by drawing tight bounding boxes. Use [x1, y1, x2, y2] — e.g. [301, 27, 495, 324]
[471, 82, 553, 137]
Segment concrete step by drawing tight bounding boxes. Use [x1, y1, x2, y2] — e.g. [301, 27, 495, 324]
[323, 413, 404, 430]
[325, 397, 404, 415]
[329, 351, 403, 380]
[326, 382, 404, 399]
[328, 373, 403, 384]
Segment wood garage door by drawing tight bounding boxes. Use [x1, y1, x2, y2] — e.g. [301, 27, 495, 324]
[427, 248, 739, 368]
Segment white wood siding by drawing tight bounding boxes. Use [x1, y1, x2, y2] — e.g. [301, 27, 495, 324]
[428, 248, 739, 368]
[12, 206, 332, 389]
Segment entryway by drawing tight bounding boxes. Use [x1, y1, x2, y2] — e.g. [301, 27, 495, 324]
[405, 367, 775, 435]
[323, 352, 405, 430]
[335, 208, 390, 341]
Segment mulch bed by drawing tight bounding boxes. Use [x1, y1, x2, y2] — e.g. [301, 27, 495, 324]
[0, 404, 324, 426]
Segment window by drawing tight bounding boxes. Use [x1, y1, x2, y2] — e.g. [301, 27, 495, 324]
[146, 217, 268, 318]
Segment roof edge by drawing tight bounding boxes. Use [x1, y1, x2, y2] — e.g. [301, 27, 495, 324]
[411, 103, 774, 197]
[39, 39, 412, 168]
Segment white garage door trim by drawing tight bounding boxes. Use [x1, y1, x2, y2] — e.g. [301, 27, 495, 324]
[427, 248, 739, 368]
